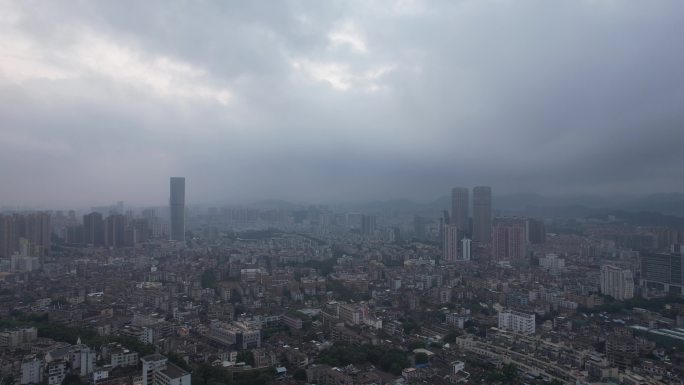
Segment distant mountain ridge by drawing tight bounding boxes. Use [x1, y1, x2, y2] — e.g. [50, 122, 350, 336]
[248, 192, 684, 218]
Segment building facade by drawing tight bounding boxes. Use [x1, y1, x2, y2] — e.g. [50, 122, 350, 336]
[472, 186, 492, 244]
[442, 224, 459, 262]
[451, 187, 469, 234]
[498, 309, 535, 335]
[600, 265, 634, 300]
[169, 177, 185, 242]
[492, 218, 527, 261]
[640, 253, 684, 293]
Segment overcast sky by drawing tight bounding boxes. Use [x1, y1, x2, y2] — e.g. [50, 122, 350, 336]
[1, 0, 683, 208]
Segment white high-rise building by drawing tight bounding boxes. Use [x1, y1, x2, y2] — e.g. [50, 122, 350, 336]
[539, 253, 565, 275]
[498, 309, 535, 335]
[21, 356, 43, 385]
[600, 265, 634, 300]
[79, 347, 95, 376]
[461, 238, 471, 261]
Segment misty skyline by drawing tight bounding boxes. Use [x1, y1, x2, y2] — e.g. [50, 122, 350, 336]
[1, 1, 684, 207]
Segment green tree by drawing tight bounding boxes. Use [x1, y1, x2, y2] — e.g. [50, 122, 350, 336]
[407, 340, 426, 350]
[389, 363, 403, 376]
[236, 350, 255, 366]
[444, 332, 457, 343]
[293, 369, 306, 381]
[502, 363, 518, 383]
[61, 374, 83, 385]
[201, 269, 218, 289]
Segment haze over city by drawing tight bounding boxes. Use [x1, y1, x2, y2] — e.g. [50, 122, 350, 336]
[3, 3, 684, 385]
[2, 1, 684, 207]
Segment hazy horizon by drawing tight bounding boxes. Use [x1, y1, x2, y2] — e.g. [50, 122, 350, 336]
[4, 188, 684, 212]
[2, 1, 684, 207]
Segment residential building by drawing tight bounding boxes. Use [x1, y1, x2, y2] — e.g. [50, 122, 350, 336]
[461, 237, 471, 261]
[498, 309, 535, 335]
[170, 177, 186, 242]
[47, 360, 66, 385]
[492, 218, 527, 261]
[83, 212, 105, 246]
[451, 187, 469, 234]
[142, 354, 191, 385]
[473, 186, 492, 244]
[111, 348, 139, 368]
[600, 265, 634, 300]
[442, 224, 458, 262]
[539, 253, 565, 275]
[21, 356, 43, 385]
[338, 303, 363, 325]
[361, 215, 376, 236]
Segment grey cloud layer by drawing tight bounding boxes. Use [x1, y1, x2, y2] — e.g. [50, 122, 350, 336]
[1, 0, 683, 207]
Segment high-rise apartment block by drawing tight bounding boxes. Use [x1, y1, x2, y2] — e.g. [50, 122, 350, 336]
[472, 186, 492, 244]
[0, 213, 51, 260]
[442, 224, 459, 262]
[170, 177, 186, 242]
[600, 265, 634, 300]
[0, 214, 15, 258]
[461, 237, 471, 261]
[361, 215, 377, 236]
[492, 218, 527, 261]
[451, 187, 469, 234]
[527, 218, 546, 244]
[83, 212, 105, 246]
[104, 214, 126, 248]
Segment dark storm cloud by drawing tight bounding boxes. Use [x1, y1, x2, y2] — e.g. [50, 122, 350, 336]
[1, 0, 683, 207]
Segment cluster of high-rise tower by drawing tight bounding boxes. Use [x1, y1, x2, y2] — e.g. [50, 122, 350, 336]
[442, 186, 548, 262]
[8, 177, 187, 253]
[441, 186, 492, 262]
[0, 212, 51, 260]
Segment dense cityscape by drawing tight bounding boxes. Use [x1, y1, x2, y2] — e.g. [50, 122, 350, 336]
[2, 178, 684, 385]
[3, 1, 684, 385]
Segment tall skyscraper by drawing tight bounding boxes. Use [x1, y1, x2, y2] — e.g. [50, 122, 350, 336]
[527, 218, 546, 244]
[0, 213, 51, 259]
[473, 186, 492, 244]
[26, 213, 51, 259]
[413, 216, 427, 240]
[451, 187, 469, 234]
[0, 214, 15, 258]
[461, 238, 472, 261]
[361, 215, 376, 236]
[83, 212, 105, 246]
[170, 177, 186, 242]
[442, 224, 459, 262]
[104, 214, 126, 248]
[492, 218, 527, 261]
